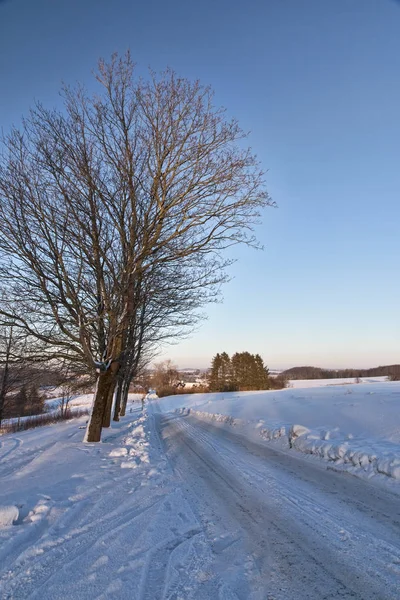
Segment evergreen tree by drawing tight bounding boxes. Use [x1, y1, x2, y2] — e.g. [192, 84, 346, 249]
[254, 354, 270, 389]
[209, 353, 236, 392]
[209, 352, 271, 392]
[209, 354, 223, 392]
[231, 352, 243, 389]
[220, 352, 234, 391]
[232, 352, 252, 390]
[231, 352, 271, 390]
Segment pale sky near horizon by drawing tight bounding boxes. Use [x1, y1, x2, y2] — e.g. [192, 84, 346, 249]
[1, 0, 399, 370]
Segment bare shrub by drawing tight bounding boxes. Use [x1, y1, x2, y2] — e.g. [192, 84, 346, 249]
[389, 373, 400, 382]
[0, 408, 89, 435]
[269, 375, 289, 390]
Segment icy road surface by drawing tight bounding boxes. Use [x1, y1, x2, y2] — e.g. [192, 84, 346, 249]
[156, 410, 400, 599]
[0, 400, 399, 599]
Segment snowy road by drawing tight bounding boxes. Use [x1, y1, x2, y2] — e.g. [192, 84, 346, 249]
[0, 403, 399, 599]
[156, 410, 400, 599]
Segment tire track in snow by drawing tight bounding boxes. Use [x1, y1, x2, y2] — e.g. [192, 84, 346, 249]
[159, 413, 400, 599]
[0, 412, 217, 600]
[188, 415, 400, 580]
[0, 437, 22, 462]
[0, 471, 168, 598]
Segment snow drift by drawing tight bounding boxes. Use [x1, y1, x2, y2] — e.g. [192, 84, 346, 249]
[167, 380, 400, 485]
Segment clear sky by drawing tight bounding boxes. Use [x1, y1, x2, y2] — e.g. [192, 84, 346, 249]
[1, 0, 399, 370]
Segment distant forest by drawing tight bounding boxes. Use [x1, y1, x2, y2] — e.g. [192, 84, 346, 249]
[281, 365, 400, 380]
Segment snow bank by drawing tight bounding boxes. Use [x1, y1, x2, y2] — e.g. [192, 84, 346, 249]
[108, 413, 150, 468]
[161, 382, 400, 443]
[176, 408, 287, 442]
[167, 380, 400, 485]
[290, 426, 400, 480]
[177, 408, 400, 482]
[175, 407, 243, 428]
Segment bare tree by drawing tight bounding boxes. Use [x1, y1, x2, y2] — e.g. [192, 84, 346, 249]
[0, 325, 14, 426]
[151, 360, 180, 392]
[56, 363, 90, 418]
[0, 53, 273, 442]
[0, 324, 35, 426]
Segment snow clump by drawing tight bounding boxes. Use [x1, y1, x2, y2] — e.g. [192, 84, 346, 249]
[0, 505, 19, 527]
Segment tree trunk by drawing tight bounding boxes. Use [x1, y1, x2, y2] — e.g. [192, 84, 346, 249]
[113, 381, 122, 422]
[0, 328, 12, 428]
[119, 380, 129, 417]
[0, 374, 6, 427]
[84, 369, 116, 442]
[102, 382, 116, 428]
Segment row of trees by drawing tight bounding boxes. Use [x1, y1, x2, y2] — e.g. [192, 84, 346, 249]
[282, 365, 400, 380]
[0, 53, 271, 440]
[0, 326, 47, 425]
[208, 352, 272, 392]
[0, 325, 93, 427]
[133, 359, 183, 398]
[135, 354, 287, 397]
[5, 385, 45, 419]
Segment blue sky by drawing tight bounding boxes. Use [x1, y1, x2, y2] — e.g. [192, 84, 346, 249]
[1, 0, 399, 369]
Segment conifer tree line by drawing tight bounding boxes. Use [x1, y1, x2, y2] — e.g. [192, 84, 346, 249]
[208, 352, 272, 392]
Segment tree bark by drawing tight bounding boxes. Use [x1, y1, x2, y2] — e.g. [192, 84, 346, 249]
[113, 381, 122, 421]
[0, 328, 13, 428]
[84, 369, 116, 442]
[102, 381, 116, 428]
[119, 380, 129, 417]
[0, 368, 8, 427]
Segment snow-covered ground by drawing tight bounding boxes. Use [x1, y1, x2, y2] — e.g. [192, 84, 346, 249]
[1, 393, 144, 430]
[44, 392, 103, 412]
[289, 375, 388, 388]
[157, 379, 400, 485]
[0, 382, 400, 598]
[0, 404, 208, 599]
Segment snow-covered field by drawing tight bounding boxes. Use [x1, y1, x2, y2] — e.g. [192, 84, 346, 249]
[158, 379, 400, 485]
[289, 375, 388, 388]
[0, 393, 136, 432]
[1, 381, 400, 598]
[44, 392, 101, 412]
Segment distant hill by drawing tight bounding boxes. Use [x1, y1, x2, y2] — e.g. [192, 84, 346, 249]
[281, 365, 400, 380]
